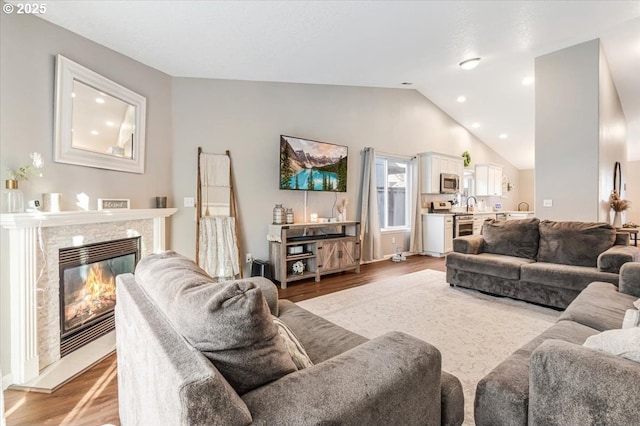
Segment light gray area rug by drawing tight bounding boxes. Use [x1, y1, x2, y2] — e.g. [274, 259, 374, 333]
[297, 269, 560, 425]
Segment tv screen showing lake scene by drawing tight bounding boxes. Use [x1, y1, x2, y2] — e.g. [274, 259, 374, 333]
[280, 135, 348, 192]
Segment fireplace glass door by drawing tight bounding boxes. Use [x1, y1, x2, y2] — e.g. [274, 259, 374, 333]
[59, 237, 140, 355]
[61, 254, 134, 336]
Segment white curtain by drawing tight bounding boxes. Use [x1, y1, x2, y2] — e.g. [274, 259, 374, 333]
[198, 216, 240, 281]
[359, 147, 383, 262]
[409, 155, 423, 253]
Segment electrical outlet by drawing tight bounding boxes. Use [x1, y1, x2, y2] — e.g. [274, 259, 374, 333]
[543, 199, 553, 207]
[183, 197, 195, 207]
[246, 253, 252, 264]
[391, 237, 396, 244]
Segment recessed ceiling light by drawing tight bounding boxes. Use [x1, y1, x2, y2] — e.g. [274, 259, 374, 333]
[499, 133, 508, 139]
[522, 77, 534, 86]
[106, 121, 115, 127]
[471, 123, 480, 129]
[71, 92, 76, 98]
[90, 130, 99, 135]
[457, 96, 466, 103]
[95, 97, 105, 104]
[459, 57, 481, 70]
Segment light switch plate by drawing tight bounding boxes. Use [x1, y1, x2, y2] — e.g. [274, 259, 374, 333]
[183, 197, 195, 207]
[543, 199, 553, 207]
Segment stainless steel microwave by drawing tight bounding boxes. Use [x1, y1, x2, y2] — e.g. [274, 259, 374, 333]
[440, 173, 460, 194]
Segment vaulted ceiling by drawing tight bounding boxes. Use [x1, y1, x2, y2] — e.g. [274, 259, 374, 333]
[29, 1, 640, 169]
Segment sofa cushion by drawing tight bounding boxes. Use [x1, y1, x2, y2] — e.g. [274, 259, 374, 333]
[446, 252, 535, 280]
[272, 316, 313, 370]
[520, 262, 619, 292]
[537, 220, 616, 267]
[558, 282, 637, 331]
[277, 300, 368, 363]
[482, 218, 540, 259]
[134, 251, 297, 394]
[584, 327, 640, 363]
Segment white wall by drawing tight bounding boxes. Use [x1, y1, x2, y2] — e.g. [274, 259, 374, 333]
[0, 13, 174, 209]
[535, 39, 626, 222]
[518, 169, 535, 211]
[626, 161, 640, 225]
[171, 78, 520, 263]
[1, 12, 173, 386]
[598, 44, 628, 223]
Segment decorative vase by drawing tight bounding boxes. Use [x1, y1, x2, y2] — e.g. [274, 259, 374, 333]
[1, 180, 24, 213]
[273, 204, 284, 225]
[285, 208, 294, 224]
[612, 211, 622, 229]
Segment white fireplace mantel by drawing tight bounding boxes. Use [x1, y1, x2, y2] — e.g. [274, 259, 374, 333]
[1, 208, 177, 388]
[0, 208, 178, 229]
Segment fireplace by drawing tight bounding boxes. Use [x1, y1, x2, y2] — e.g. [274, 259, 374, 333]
[59, 236, 140, 357]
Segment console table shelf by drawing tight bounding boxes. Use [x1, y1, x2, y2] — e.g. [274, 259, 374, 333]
[269, 221, 361, 289]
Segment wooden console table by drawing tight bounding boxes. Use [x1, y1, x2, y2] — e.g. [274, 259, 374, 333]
[268, 221, 361, 289]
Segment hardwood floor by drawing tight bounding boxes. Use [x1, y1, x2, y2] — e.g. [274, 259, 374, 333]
[3, 254, 445, 425]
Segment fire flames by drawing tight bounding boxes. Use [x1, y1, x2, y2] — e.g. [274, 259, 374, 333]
[64, 262, 116, 328]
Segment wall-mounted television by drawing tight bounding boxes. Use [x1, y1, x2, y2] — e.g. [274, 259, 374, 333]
[280, 135, 347, 192]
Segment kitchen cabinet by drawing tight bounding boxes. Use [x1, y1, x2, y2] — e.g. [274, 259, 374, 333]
[473, 213, 495, 235]
[422, 214, 453, 257]
[475, 163, 503, 196]
[420, 152, 464, 194]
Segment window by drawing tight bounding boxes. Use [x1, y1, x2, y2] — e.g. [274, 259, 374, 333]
[376, 156, 410, 230]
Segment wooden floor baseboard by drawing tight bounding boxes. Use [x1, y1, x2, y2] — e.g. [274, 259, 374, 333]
[3, 254, 445, 426]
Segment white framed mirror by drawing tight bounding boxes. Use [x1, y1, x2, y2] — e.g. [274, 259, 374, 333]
[54, 55, 146, 173]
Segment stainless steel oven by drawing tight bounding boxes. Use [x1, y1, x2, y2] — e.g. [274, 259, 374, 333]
[454, 214, 474, 237]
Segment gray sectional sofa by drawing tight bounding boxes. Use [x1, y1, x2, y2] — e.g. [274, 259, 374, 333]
[446, 218, 639, 309]
[115, 251, 464, 426]
[474, 261, 640, 426]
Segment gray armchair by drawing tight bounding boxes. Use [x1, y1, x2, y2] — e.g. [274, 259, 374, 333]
[116, 251, 464, 425]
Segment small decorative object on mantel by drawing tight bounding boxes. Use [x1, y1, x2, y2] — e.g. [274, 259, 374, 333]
[98, 198, 131, 210]
[273, 203, 285, 224]
[285, 208, 294, 224]
[609, 190, 629, 229]
[154, 196, 167, 208]
[1, 152, 44, 213]
[462, 151, 471, 168]
[336, 198, 349, 221]
[42, 193, 62, 212]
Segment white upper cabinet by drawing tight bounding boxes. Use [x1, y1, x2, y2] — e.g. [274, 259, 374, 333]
[475, 163, 503, 196]
[419, 152, 464, 194]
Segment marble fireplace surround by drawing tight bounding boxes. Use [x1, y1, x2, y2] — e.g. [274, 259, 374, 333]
[1, 208, 177, 392]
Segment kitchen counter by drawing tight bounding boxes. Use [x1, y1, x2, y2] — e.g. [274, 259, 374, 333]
[450, 210, 535, 215]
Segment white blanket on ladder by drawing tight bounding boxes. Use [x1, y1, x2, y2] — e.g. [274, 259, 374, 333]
[198, 216, 240, 281]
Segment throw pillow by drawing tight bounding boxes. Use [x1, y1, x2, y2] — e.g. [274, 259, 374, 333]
[583, 327, 640, 363]
[482, 218, 540, 260]
[622, 309, 640, 329]
[635, 298, 640, 310]
[272, 316, 314, 370]
[135, 251, 297, 394]
[537, 220, 616, 267]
